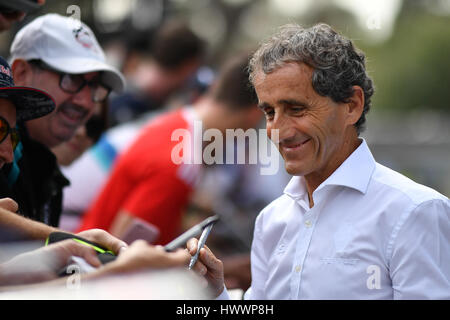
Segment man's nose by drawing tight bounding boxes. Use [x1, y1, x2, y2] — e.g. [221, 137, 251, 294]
[71, 85, 96, 115]
[268, 113, 296, 143]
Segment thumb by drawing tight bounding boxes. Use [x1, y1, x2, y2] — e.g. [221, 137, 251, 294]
[0, 197, 19, 212]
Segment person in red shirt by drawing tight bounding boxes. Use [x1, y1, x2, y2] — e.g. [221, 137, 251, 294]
[78, 55, 262, 245]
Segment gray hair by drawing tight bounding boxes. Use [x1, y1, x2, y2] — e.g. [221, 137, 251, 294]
[249, 23, 374, 134]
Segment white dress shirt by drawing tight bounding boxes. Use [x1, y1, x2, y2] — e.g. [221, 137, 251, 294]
[244, 139, 450, 299]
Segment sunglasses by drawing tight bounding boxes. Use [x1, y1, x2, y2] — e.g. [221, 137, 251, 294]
[29, 60, 111, 103]
[0, 116, 20, 150]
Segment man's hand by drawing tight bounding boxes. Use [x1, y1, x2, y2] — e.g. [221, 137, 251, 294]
[187, 238, 225, 297]
[0, 240, 101, 286]
[97, 240, 190, 274]
[76, 229, 128, 255]
[0, 197, 18, 212]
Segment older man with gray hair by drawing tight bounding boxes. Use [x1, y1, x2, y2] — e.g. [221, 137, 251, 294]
[187, 23, 450, 300]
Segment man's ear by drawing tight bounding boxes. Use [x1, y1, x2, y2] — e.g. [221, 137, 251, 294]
[11, 59, 34, 86]
[346, 85, 365, 126]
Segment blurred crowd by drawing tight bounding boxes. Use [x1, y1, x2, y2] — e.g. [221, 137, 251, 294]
[0, 2, 288, 296]
[0, 1, 448, 300]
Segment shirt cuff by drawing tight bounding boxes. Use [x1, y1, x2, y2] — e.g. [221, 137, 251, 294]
[215, 287, 230, 300]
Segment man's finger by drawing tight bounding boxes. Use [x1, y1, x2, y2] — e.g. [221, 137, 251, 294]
[168, 249, 191, 266]
[186, 237, 199, 255]
[77, 229, 128, 255]
[51, 240, 102, 269]
[191, 259, 208, 276]
[0, 197, 19, 212]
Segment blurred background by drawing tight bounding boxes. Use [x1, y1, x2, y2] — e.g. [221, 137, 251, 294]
[0, 0, 448, 293]
[1, 0, 447, 193]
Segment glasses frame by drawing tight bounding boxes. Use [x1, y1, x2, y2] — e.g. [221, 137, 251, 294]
[0, 116, 20, 150]
[29, 60, 112, 103]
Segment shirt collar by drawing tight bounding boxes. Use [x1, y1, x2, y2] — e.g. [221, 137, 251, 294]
[284, 139, 376, 201]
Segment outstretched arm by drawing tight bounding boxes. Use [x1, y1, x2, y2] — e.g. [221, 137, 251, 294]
[0, 199, 127, 255]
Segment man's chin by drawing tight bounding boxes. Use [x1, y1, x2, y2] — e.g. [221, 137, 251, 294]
[47, 133, 74, 148]
[284, 163, 308, 176]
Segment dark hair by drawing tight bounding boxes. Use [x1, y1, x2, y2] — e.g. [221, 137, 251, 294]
[249, 23, 374, 134]
[210, 54, 258, 110]
[151, 20, 206, 71]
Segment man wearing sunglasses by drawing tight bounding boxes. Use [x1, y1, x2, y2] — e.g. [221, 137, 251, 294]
[0, 56, 55, 169]
[0, 14, 125, 227]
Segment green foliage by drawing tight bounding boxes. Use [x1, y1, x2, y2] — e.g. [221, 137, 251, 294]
[361, 10, 450, 114]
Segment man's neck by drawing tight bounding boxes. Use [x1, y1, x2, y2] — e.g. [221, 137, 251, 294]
[304, 136, 362, 208]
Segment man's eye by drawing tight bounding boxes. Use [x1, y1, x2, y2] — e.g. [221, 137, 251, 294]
[264, 110, 274, 118]
[291, 107, 305, 112]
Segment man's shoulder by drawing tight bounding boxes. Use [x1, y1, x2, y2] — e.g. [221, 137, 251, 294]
[371, 162, 448, 206]
[257, 193, 294, 224]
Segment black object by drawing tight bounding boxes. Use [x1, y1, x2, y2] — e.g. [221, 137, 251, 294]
[0, 0, 40, 14]
[0, 56, 55, 122]
[0, 126, 70, 227]
[46, 231, 116, 265]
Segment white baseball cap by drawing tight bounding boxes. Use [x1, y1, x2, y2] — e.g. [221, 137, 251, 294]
[10, 13, 125, 93]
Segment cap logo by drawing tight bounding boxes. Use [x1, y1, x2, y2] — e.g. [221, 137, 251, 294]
[0, 65, 11, 77]
[73, 26, 96, 51]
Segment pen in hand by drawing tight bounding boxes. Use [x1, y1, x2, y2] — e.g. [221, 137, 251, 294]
[188, 224, 214, 270]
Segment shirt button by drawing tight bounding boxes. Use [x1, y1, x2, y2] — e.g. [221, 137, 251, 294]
[295, 265, 302, 273]
[305, 220, 312, 228]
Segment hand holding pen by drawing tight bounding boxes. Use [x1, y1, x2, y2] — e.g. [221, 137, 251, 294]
[188, 223, 214, 269]
[187, 236, 225, 298]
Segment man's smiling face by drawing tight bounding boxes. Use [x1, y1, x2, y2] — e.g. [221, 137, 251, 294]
[253, 62, 352, 179]
[25, 67, 98, 148]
